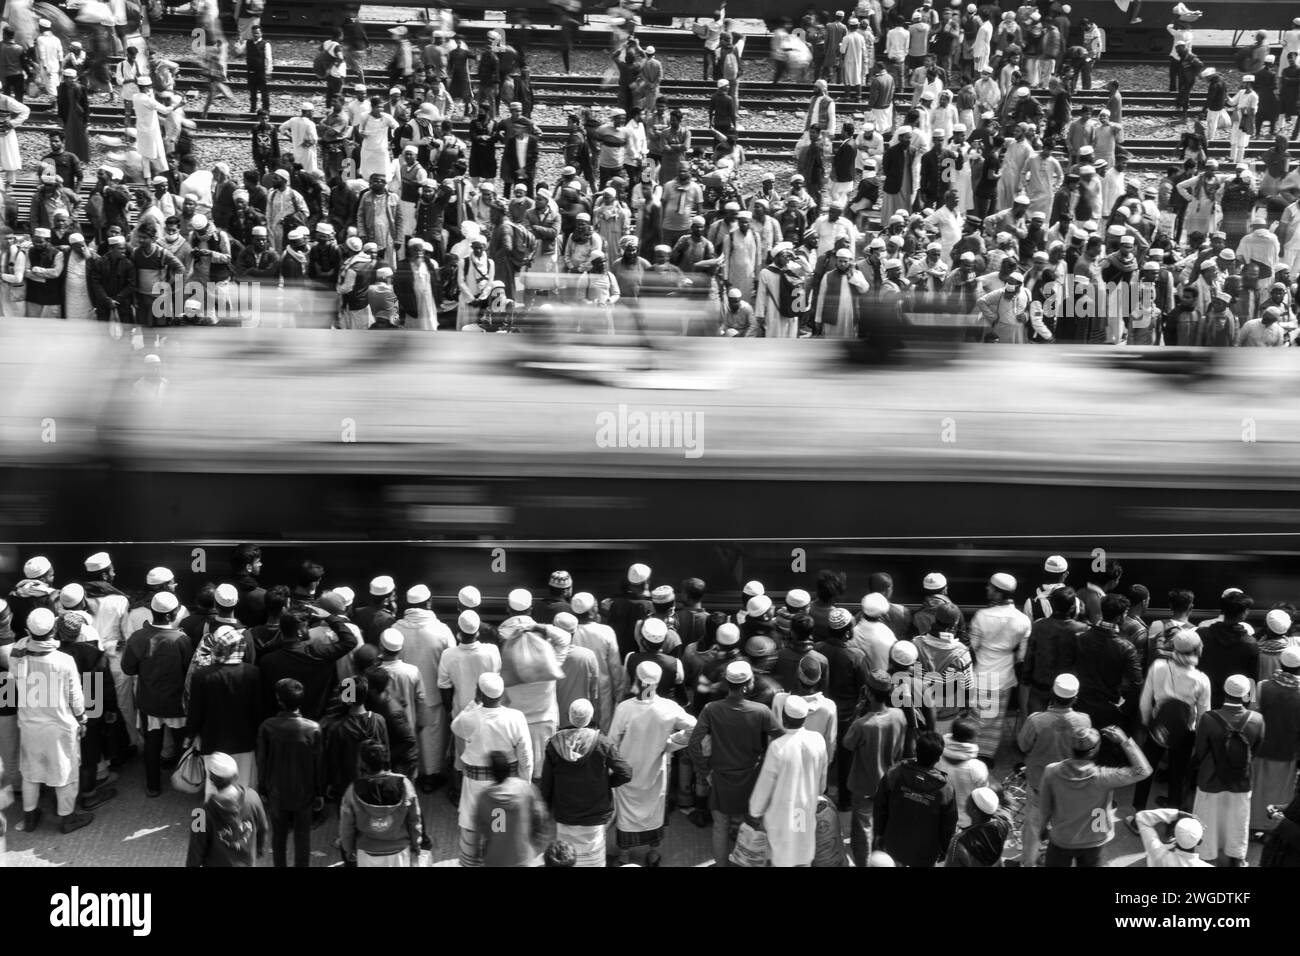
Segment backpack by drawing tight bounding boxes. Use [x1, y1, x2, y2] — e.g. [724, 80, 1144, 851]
[313, 45, 334, 81]
[1148, 662, 1195, 749]
[1209, 710, 1253, 787]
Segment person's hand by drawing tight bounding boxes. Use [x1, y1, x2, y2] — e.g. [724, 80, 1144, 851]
[1100, 725, 1127, 744]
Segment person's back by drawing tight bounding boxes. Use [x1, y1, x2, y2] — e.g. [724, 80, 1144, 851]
[1194, 701, 1264, 795]
[122, 620, 192, 719]
[844, 703, 908, 800]
[1024, 614, 1086, 704]
[477, 775, 544, 867]
[1074, 623, 1138, 724]
[188, 658, 262, 756]
[872, 732, 957, 868]
[1040, 726, 1151, 862]
[187, 780, 268, 867]
[340, 762, 421, 865]
[1018, 701, 1093, 790]
[1255, 672, 1300, 764]
[1199, 620, 1260, 708]
[938, 719, 988, 828]
[606, 586, 653, 659]
[323, 702, 389, 797]
[256, 709, 322, 820]
[258, 607, 357, 720]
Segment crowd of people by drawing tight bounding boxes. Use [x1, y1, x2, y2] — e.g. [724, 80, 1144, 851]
[0, 2, 1296, 341]
[2, 546, 1299, 867]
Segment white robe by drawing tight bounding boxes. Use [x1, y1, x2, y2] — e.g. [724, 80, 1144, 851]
[841, 31, 869, 86]
[814, 266, 868, 337]
[284, 116, 320, 174]
[358, 113, 398, 181]
[10, 639, 84, 788]
[608, 694, 695, 834]
[0, 94, 31, 171]
[721, 227, 761, 304]
[133, 94, 170, 163]
[748, 727, 828, 867]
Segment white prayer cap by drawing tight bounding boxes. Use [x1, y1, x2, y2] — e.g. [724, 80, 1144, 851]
[628, 563, 652, 585]
[478, 672, 505, 698]
[783, 695, 810, 720]
[151, 591, 179, 614]
[507, 588, 532, 612]
[1266, 609, 1292, 635]
[746, 594, 773, 617]
[1224, 674, 1252, 700]
[569, 699, 595, 727]
[641, 617, 668, 644]
[1174, 817, 1204, 850]
[84, 551, 112, 573]
[458, 585, 481, 608]
[570, 592, 596, 615]
[370, 575, 395, 596]
[891, 641, 919, 667]
[724, 660, 753, 684]
[214, 583, 239, 608]
[1044, 555, 1068, 573]
[59, 583, 85, 608]
[715, 623, 741, 647]
[333, 587, 355, 607]
[636, 660, 663, 685]
[458, 610, 480, 635]
[785, 588, 811, 609]
[554, 612, 578, 634]
[971, 787, 1000, 816]
[23, 556, 52, 579]
[27, 607, 57, 637]
[207, 752, 239, 782]
[405, 584, 431, 604]
[862, 593, 890, 617]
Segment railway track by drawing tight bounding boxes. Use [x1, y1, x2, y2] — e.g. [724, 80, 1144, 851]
[22, 100, 1295, 172]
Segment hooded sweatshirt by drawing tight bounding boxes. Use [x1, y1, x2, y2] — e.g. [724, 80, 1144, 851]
[939, 735, 988, 827]
[340, 770, 422, 858]
[322, 708, 391, 795]
[6, 579, 57, 637]
[1039, 741, 1152, 850]
[872, 759, 958, 868]
[186, 785, 269, 867]
[1199, 621, 1261, 708]
[917, 632, 974, 720]
[539, 725, 632, 826]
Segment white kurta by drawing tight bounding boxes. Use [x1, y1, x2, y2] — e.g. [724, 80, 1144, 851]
[748, 727, 828, 866]
[358, 113, 399, 181]
[133, 94, 170, 164]
[409, 258, 438, 330]
[284, 116, 320, 174]
[721, 228, 761, 304]
[0, 94, 32, 171]
[64, 248, 94, 320]
[841, 31, 869, 86]
[10, 639, 84, 788]
[608, 694, 695, 834]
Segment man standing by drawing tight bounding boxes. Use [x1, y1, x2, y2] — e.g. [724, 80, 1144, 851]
[1199, 591, 1260, 708]
[748, 695, 828, 867]
[451, 672, 532, 867]
[393, 584, 454, 792]
[186, 752, 269, 867]
[842, 674, 908, 866]
[1040, 725, 1152, 866]
[121, 592, 193, 797]
[872, 730, 958, 868]
[1192, 674, 1265, 865]
[1074, 593, 1142, 730]
[690, 660, 782, 866]
[10, 609, 93, 834]
[540, 697, 631, 867]
[1250, 647, 1300, 836]
[256, 678, 322, 868]
[246, 24, 273, 114]
[1017, 673, 1093, 866]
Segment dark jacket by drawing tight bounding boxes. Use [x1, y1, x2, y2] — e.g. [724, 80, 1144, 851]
[1073, 624, 1141, 727]
[256, 617, 358, 720]
[1022, 617, 1087, 691]
[372, 694, 419, 779]
[121, 624, 194, 719]
[873, 760, 958, 868]
[187, 661, 264, 755]
[539, 727, 632, 826]
[352, 603, 396, 646]
[1198, 621, 1261, 708]
[340, 771, 421, 859]
[186, 785, 268, 867]
[87, 252, 136, 319]
[234, 574, 267, 628]
[606, 590, 653, 659]
[813, 638, 868, 723]
[1255, 674, 1300, 762]
[256, 711, 323, 811]
[59, 641, 118, 719]
[499, 135, 539, 185]
[321, 708, 390, 797]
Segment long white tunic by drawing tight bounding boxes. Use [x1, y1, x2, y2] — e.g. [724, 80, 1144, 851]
[133, 94, 171, 163]
[284, 116, 320, 174]
[358, 113, 399, 181]
[841, 31, 869, 86]
[0, 94, 31, 171]
[608, 694, 694, 834]
[11, 639, 84, 788]
[748, 727, 828, 866]
[64, 247, 95, 320]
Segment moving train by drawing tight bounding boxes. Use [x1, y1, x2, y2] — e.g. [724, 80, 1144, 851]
[2, 320, 1299, 610]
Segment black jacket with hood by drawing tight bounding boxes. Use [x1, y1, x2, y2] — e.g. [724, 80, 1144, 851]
[540, 727, 632, 826]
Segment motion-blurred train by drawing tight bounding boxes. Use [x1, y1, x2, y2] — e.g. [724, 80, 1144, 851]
[2, 319, 1300, 610]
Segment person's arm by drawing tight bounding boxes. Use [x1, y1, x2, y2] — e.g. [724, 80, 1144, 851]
[403, 777, 422, 856]
[1099, 727, 1152, 789]
[338, 786, 357, 861]
[514, 714, 534, 783]
[186, 805, 211, 867]
[747, 747, 778, 821]
[687, 702, 713, 778]
[937, 786, 958, 862]
[1134, 807, 1182, 861]
[871, 770, 892, 849]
